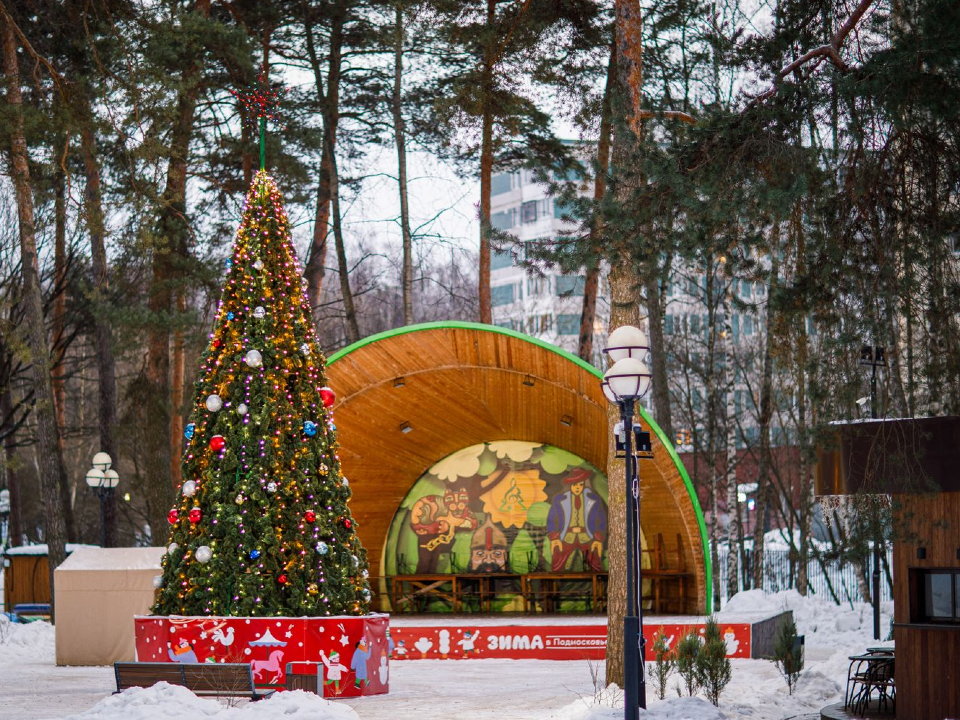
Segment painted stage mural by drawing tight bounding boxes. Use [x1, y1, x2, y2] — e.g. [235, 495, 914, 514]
[384, 442, 615, 610]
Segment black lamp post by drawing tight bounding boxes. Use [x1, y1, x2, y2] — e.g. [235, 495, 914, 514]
[86, 452, 120, 548]
[602, 325, 653, 720]
[859, 344, 886, 641]
[0, 488, 10, 549]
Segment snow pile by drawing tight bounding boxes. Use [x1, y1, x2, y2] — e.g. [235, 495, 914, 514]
[723, 588, 893, 650]
[555, 687, 728, 720]
[0, 614, 56, 664]
[558, 588, 887, 720]
[43, 684, 360, 720]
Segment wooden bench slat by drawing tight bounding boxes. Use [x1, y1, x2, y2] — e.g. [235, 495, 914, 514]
[114, 662, 270, 700]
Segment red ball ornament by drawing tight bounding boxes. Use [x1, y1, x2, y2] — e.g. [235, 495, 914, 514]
[188, 508, 202, 524]
[278, 574, 288, 585]
[343, 518, 352, 529]
[210, 435, 225, 452]
[320, 386, 336, 408]
[211, 339, 221, 349]
[167, 509, 178, 525]
[304, 511, 316, 523]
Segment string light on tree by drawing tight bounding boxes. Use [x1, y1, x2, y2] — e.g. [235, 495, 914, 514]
[152, 166, 370, 616]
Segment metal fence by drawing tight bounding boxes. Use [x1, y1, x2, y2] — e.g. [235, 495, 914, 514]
[714, 547, 893, 605]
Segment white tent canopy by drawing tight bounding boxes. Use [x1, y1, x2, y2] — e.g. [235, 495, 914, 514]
[54, 547, 163, 666]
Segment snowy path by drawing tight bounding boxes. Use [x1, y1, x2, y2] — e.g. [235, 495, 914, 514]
[0, 590, 892, 720]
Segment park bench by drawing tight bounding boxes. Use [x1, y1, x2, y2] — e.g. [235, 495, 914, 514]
[113, 662, 273, 701]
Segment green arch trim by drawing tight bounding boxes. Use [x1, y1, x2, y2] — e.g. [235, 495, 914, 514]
[328, 320, 713, 614]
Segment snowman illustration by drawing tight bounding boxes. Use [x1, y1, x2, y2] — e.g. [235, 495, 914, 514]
[378, 651, 389, 684]
[438, 629, 451, 658]
[723, 627, 739, 656]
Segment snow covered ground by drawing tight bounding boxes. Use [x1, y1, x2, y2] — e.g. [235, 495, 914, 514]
[0, 590, 891, 720]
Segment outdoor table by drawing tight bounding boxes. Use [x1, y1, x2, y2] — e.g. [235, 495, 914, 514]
[845, 653, 895, 715]
[866, 646, 895, 655]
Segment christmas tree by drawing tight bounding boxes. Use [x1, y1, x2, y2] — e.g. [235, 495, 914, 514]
[153, 170, 371, 617]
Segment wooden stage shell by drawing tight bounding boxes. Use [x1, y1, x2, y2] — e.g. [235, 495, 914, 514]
[326, 321, 711, 614]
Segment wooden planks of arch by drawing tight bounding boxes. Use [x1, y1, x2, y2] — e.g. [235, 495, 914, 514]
[326, 321, 709, 614]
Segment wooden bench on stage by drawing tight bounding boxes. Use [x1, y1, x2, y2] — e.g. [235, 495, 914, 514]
[387, 534, 693, 615]
[390, 574, 461, 612]
[521, 572, 608, 613]
[114, 662, 273, 700]
[641, 532, 693, 614]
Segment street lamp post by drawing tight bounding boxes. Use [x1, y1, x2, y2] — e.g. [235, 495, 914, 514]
[85, 452, 120, 548]
[602, 326, 653, 720]
[859, 344, 886, 641]
[0, 488, 10, 548]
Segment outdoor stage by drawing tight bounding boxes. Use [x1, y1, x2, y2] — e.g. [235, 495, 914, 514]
[388, 611, 791, 661]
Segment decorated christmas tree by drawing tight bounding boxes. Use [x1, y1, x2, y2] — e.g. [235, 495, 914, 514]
[153, 170, 371, 617]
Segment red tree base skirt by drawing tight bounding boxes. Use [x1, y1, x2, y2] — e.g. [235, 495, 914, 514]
[135, 614, 389, 698]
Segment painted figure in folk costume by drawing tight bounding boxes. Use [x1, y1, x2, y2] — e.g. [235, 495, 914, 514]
[410, 486, 478, 572]
[546, 468, 607, 572]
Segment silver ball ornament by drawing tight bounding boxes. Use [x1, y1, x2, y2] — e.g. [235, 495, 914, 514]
[253, 306, 266, 319]
[266, 481, 278, 493]
[244, 349, 263, 368]
[182, 480, 197, 497]
[237, 403, 248, 416]
[195, 545, 213, 563]
[316, 541, 329, 555]
[205, 394, 223, 412]
[152, 575, 163, 589]
[300, 343, 311, 356]
[253, 259, 264, 271]
[167, 542, 179, 555]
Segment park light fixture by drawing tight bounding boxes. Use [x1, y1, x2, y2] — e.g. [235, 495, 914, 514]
[601, 325, 652, 719]
[86, 453, 120, 547]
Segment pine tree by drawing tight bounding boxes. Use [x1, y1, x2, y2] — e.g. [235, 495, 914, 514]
[153, 170, 370, 617]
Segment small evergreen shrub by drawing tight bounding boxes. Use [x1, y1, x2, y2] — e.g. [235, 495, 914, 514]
[651, 628, 675, 700]
[696, 616, 732, 706]
[772, 615, 804, 695]
[675, 629, 702, 697]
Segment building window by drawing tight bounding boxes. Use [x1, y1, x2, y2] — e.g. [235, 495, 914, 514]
[521, 200, 538, 224]
[491, 284, 516, 307]
[528, 275, 548, 296]
[556, 275, 585, 297]
[914, 570, 960, 623]
[557, 313, 579, 335]
[491, 248, 513, 270]
[690, 315, 701, 335]
[527, 314, 552, 334]
[744, 314, 755, 336]
[665, 314, 674, 335]
[491, 173, 512, 196]
[491, 210, 514, 230]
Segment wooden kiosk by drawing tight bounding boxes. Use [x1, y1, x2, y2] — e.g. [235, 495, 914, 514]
[326, 321, 710, 616]
[817, 416, 960, 720]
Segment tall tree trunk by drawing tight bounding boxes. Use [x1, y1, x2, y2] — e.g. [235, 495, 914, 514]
[393, 4, 414, 326]
[80, 127, 119, 545]
[145, 0, 210, 544]
[51, 152, 78, 543]
[330, 151, 360, 343]
[578, 42, 616, 362]
[703, 263, 722, 609]
[1, 387, 23, 547]
[303, 1, 343, 317]
[752, 230, 780, 590]
[644, 271, 673, 441]
[605, 0, 645, 688]
[477, 0, 495, 325]
[724, 288, 740, 600]
[2, 15, 68, 614]
[794, 206, 811, 596]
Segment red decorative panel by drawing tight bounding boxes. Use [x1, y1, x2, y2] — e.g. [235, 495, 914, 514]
[134, 614, 389, 697]
[389, 622, 752, 661]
